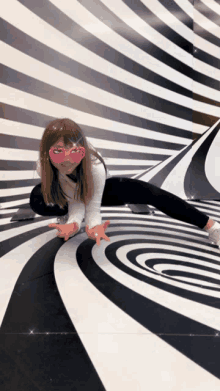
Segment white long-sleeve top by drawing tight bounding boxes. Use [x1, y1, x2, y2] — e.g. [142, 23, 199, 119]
[36, 147, 111, 230]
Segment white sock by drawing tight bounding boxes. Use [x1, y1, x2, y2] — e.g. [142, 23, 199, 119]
[204, 221, 220, 232]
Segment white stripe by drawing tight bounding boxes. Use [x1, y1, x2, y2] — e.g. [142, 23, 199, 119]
[0, 217, 28, 226]
[0, 209, 19, 214]
[3, 79, 193, 135]
[0, 135, 174, 164]
[2, 0, 219, 105]
[154, 264, 220, 281]
[0, 227, 57, 326]
[193, 58, 220, 91]
[105, 0, 220, 87]
[105, 232, 220, 301]
[0, 83, 196, 136]
[172, 276, 220, 287]
[193, 98, 220, 119]
[0, 217, 57, 242]
[0, 117, 193, 147]
[0, 146, 39, 162]
[1, 171, 41, 181]
[50, 0, 193, 89]
[200, 0, 220, 16]
[189, 201, 220, 214]
[144, 0, 220, 63]
[0, 198, 32, 210]
[102, 0, 220, 60]
[193, 123, 209, 134]
[0, 187, 35, 198]
[0, 41, 195, 129]
[97, 158, 162, 165]
[0, 119, 44, 140]
[0, 168, 144, 182]
[100, 0, 192, 67]
[175, 0, 220, 39]
[55, 232, 220, 390]
[201, 200, 220, 206]
[140, 119, 220, 197]
[50, 0, 220, 101]
[193, 80, 220, 104]
[0, 40, 196, 114]
[141, 0, 193, 42]
[1, 0, 191, 95]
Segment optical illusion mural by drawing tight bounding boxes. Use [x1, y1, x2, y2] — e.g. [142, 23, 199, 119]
[1, 0, 220, 390]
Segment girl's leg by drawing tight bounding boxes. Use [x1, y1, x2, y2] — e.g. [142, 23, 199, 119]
[29, 183, 68, 217]
[101, 177, 209, 229]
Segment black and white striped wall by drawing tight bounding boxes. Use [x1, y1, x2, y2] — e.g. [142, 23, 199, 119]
[1, 0, 220, 210]
[1, 2, 220, 390]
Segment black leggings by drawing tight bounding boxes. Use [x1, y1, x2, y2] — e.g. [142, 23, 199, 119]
[29, 177, 209, 229]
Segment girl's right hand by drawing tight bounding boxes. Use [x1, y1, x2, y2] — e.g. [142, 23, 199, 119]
[48, 222, 79, 241]
[85, 220, 111, 245]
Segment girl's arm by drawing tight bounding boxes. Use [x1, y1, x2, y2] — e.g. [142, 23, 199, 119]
[84, 161, 106, 230]
[59, 173, 85, 231]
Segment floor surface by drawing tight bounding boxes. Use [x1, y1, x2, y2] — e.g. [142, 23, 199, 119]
[1, 201, 220, 390]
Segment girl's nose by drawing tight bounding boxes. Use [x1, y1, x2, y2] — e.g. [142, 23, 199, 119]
[63, 148, 77, 161]
[63, 152, 72, 161]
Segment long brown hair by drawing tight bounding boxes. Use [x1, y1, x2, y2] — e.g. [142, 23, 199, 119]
[39, 118, 108, 208]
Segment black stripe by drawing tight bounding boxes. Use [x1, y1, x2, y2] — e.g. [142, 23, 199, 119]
[158, 0, 194, 29]
[1, 64, 197, 134]
[0, 159, 38, 171]
[106, 236, 220, 306]
[166, 270, 220, 286]
[77, 239, 220, 378]
[0, 216, 51, 233]
[158, 1, 220, 69]
[196, 0, 220, 28]
[194, 20, 220, 48]
[148, 136, 198, 187]
[0, 102, 192, 145]
[4, 201, 37, 210]
[0, 111, 173, 162]
[0, 178, 40, 190]
[122, 0, 193, 53]
[22, 0, 220, 84]
[147, 258, 220, 275]
[1, 18, 193, 99]
[193, 44, 220, 69]
[0, 235, 106, 389]
[0, 159, 152, 173]
[0, 128, 187, 154]
[0, 134, 39, 151]
[3, 61, 216, 128]
[193, 93, 220, 107]
[0, 193, 32, 204]
[78, 0, 193, 78]
[148, 121, 220, 194]
[185, 122, 220, 200]
[193, 112, 219, 128]
[105, 164, 152, 171]
[1, 60, 194, 124]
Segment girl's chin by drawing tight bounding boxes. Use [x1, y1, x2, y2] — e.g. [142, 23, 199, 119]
[61, 165, 74, 170]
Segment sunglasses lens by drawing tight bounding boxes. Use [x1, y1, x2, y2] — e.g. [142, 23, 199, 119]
[49, 147, 85, 163]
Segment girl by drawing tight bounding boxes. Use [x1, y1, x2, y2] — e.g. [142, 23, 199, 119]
[30, 118, 220, 247]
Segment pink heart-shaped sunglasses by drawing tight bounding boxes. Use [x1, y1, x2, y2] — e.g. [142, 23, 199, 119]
[49, 146, 86, 164]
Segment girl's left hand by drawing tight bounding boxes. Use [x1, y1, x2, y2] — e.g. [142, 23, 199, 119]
[85, 220, 111, 246]
[48, 222, 79, 241]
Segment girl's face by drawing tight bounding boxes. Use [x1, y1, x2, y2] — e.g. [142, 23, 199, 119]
[49, 137, 85, 174]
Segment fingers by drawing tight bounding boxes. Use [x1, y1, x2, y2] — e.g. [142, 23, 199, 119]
[49, 224, 62, 233]
[85, 221, 111, 245]
[56, 232, 69, 241]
